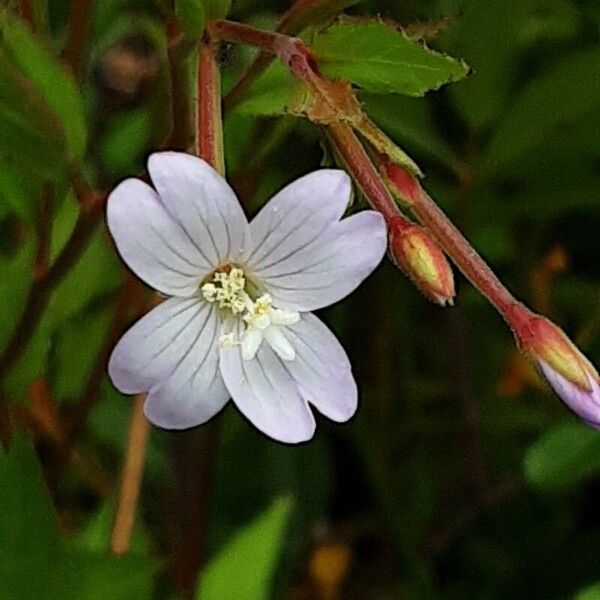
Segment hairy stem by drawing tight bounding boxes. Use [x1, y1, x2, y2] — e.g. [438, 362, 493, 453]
[381, 161, 521, 323]
[327, 122, 399, 222]
[196, 39, 225, 174]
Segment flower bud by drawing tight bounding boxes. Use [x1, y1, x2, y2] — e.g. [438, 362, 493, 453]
[388, 216, 455, 306]
[515, 312, 600, 427]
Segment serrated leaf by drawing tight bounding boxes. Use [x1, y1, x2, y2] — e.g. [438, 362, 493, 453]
[196, 497, 293, 600]
[524, 420, 600, 490]
[311, 18, 469, 96]
[485, 48, 600, 173]
[0, 10, 87, 164]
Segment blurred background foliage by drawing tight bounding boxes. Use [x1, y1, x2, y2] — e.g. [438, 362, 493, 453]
[0, 0, 599, 598]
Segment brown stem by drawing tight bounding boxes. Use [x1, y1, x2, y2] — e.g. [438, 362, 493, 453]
[422, 475, 525, 557]
[110, 394, 150, 555]
[169, 423, 221, 598]
[47, 276, 144, 485]
[34, 185, 54, 280]
[63, 0, 92, 77]
[0, 185, 106, 449]
[168, 42, 193, 151]
[196, 40, 224, 174]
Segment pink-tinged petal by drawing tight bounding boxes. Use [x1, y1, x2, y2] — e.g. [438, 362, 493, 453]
[109, 297, 215, 395]
[284, 313, 357, 422]
[247, 170, 352, 271]
[148, 152, 250, 266]
[253, 211, 387, 312]
[219, 319, 316, 444]
[107, 179, 211, 296]
[538, 360, 600, 426]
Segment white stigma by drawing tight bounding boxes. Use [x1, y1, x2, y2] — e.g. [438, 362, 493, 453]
[241, 294, 299, 362]
[203, 269, 299, 361]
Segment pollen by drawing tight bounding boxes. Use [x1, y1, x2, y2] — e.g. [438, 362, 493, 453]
[201, 267, 247, 315]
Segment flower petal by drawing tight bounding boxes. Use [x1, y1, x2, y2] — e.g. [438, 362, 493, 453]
[539, 360, 600, 425]
[246, 170, 352, 271]
[148, 152, 251, 266]
[219, 319, 316, 444]
[109, 297, 218, 396]
[284, 313, 357, 422]
[107, 179, 211, 296]
[253, 211, 387, 312]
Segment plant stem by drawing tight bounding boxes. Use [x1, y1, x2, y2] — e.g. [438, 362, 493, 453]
[196, 39, 225, 174]
[224, 0, 361, 110]
[327, 122, 400, 222]
[380, 161, 521, 324]
[110, 394, 150, 555]
[168, 42, 193, 150]
[63, 0, 92, 78]
[0, 183, 105, 451]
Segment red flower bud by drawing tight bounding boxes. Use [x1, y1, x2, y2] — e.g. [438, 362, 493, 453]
[388, 216, 455, 306]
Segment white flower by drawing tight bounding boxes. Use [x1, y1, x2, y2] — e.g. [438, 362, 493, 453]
[107, 152, 386, 443]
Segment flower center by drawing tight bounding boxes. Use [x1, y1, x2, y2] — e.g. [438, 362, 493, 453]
[201, 266, 299, 361]
[200, 267, 247, 315]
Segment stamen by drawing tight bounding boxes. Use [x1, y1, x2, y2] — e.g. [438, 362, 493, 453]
[201, 267, 247, 315]
[218, 333, 238, 348]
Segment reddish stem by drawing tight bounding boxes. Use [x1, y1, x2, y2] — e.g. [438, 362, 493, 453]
[327, 122, 399, 222]
[196, 40, 224, 174]
[224, 0, 358, 110]
[63, 0, 92, 77]
[382, 160, 521, 323]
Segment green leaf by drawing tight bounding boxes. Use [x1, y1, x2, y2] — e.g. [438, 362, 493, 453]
[196, 497, 293, 600]
[204, 0, 231, 21]
[0, 435, 157, 599]
[0, 9, 87, 164]
[0, 435, 69, 598]
[575, 582, 600, 600]
[362, 93, 464, 174]
[0, 159, 43, 223]
[524, 420, 600, 490]
[51, 305, 113, 401]
[234, 61, 305, 117]
[439, 0, 526, 129]
[175, 0, 205, 39]
[485, 48, 600, 173]
[0, 54, 66, 176]
[311, 18, 470, 96]
[46, 197, 121, 330]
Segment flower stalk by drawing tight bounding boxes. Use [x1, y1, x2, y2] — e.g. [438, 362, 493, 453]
[327, 122, 454, 305]
[380, 157, 519, 321]
[196, 39, 225, 174]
